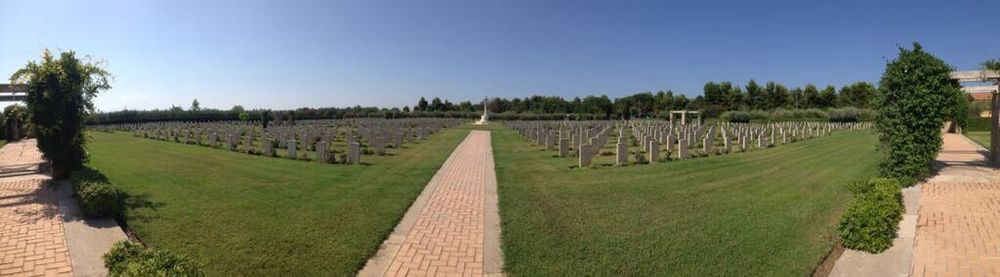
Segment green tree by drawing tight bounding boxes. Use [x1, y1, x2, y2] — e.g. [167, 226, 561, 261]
[788, 87, 805, 109]
[260, 110, 272, 128]
[10, 50, 111, 178]
[190, 99, 201, 111]
[838, 82, 876, 108]
[674, 95, 689, 110]
[803, 84, 820, 109]
[984, 59, 1000, 72]
[763, 81, 789, 110]
[416, 97, 428, 111]
[819, 85, 838, 108]
[4, 104, 30, 131]
[430, 97, 444, 111]
[745, 80, 763, 110]
[876, 43, 964, 182]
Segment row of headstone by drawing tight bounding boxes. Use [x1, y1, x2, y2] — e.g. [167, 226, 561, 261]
[94, 118, 463, 165]
[506, 120, 873, 168]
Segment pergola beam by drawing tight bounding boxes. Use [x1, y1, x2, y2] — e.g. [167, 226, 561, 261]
[0, 84, 28, 101]
[962, 85, 999, 94]
[951, 70, 1000, 83]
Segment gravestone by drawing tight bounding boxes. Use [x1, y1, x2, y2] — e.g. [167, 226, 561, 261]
[648, 140, 660, 163]
[616, 141, 628, 166]
[315, 141, 330, 163]
[264, 138, 276, 157]
[287, 140, 297, 159]
[677, 139, 688, 159]
[722, 135, 731, 154]
[579, 143, 592, 167]
[348, 142, 361, 165]
[559, 138, 569, 158]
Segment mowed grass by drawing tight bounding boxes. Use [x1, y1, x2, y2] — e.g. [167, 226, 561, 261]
[84, 127, 470, 275]
[967, 131, 990, 149]
[487, 124, 881, 276]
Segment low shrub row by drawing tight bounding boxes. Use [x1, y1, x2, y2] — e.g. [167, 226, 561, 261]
[70, 167, 124, 218]
[104, 240, 203, 276]
[720, 107, 874, 123]
[837, 178, 904, 253]
[967, 116, 991, 132]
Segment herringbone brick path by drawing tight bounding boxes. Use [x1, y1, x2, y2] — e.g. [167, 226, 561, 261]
[363, 130, 501, 277]
[913, 182, 1000, 276]
[0, 139, 73, 276]
[912, 134, 1000, 277]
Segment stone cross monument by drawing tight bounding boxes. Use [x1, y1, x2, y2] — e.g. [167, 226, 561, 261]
[476, 96, 490, 125]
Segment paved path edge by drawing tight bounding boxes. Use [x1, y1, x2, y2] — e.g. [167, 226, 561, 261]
[829, 181, 920, 277]
[54, 180, 129, 277]
[358, 130, 506, 276]
[482, 131, 504, 276]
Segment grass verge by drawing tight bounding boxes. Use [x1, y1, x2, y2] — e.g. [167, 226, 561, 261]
[488, 124, 881, 276]
[85, 127, 469, 275]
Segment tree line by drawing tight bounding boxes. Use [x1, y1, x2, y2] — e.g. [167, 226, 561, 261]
[412, 80, 876, 118]
[90, 80, 877, 124]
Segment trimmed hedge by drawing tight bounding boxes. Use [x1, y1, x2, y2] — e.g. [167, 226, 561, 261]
[967, 117, 991, 132]
[77, 182, 124, 218]
[720, 107, 874, 123]
[71, 167, 124, 218]
[104, 240, 203, 277]
[838, 178, 904, 253]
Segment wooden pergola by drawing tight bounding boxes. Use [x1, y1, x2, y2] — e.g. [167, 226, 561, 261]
[669, 110, 701, 125]
[951, 70, 1000, 162]
[0, 84, 28, 102]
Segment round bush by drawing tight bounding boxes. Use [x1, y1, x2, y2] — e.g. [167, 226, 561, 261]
[104, 240, 204, 277]
[838, 178, 904, 253]
[78, 182, 125, 218]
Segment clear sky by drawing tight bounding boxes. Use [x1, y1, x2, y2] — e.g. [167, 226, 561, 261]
[2, 0, 998, 111]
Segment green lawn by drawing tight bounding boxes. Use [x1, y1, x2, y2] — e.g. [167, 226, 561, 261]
[488, 124, 881, 276]
[84, 127, 470, 275]
[967, 131, 990, 149]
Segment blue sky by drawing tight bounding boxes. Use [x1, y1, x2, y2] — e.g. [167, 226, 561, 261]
[2, 0, 998, 111]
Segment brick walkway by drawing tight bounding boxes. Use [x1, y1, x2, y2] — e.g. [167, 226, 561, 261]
[0, 139, 73, 276]
[912, 133, 1000, 277]
[360, 130, 502, 277]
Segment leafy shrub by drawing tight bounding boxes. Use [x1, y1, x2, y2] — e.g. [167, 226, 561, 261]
[722, 111, 750, 123]
[875, 43, 965, 182]
[838, 178, 904, 253]
[721, 108, 874, 123]
[71, 167, 110, 191]
[12, 50, 112, 179]
[104, 240, 204, 277]
[78, 182, 125, 218]
[634, 153, 647, 164]
[828, 107, 863, 122]
[967, 117, 991, 132]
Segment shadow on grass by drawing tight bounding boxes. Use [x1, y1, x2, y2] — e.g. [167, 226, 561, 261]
[74, 166, 166, 240]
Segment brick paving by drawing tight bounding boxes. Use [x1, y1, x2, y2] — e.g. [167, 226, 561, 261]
[0, 139, 73, 277]
[912, 133, 1000, 277]
[362, 130, 501, 277]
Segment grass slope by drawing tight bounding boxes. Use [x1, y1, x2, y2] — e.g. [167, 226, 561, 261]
[489, 125, 880, 276]
[85, 127, 470, 275]
[967, 131, 990, 149]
